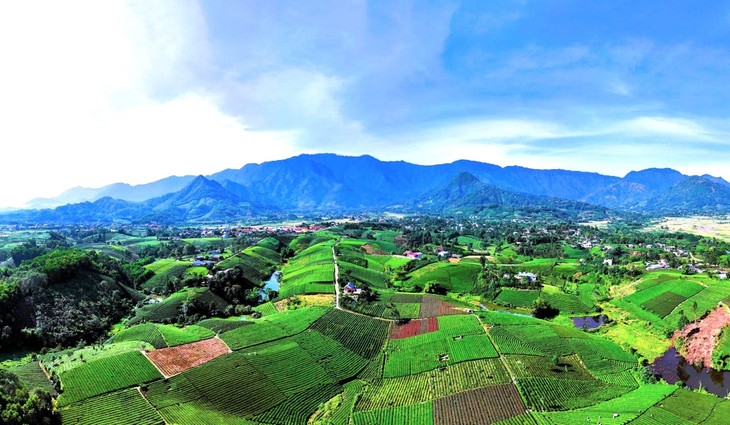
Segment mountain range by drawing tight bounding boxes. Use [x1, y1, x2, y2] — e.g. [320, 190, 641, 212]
[5, 153, 730, 224]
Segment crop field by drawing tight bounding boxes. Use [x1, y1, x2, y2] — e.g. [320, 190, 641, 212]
[339, 260, 388, 287]
[197, 317, 254, 333]
[353, 401, 434, 425]
[624, 278, 704, 308]
[419, 295, 463, 317]
[142, 259, 192, 291]
[540, 285, 592, 314]
[293, 330, 370, 380]
[279, 254, 334, 298]
[155, 324, 214, 346]
[447, 334, 499, 363]
[110, 323, 168, 348]
[542, 384, 676, 424]
[241, 339, 334, 396]
[253, 301, 279, 316]
[504, 354, 593, 381]
[488, 326, 548, 356]
[145, 337, 230, 377]
[146, 351, 286, 419]
[220, 307, 328, 350]
[384, 315, 496, 377]
[58, 350, 162, 406]
[406, 262, 481, 293]
[433, 384, 526, 425]
[494, 288, 540, 307]
[10, 361, 55, 393]
[310, 309, 391, 359]
[356, 358, 510, 411]
[390, 318, 439, 339]
[516, 376, 635, 411]
[654, 389, 723, 423]
[60, 388, 164, 425]
[129, 288, 229, 325]
[365, 254, 412, 270]
[254, 383, 342, 425]
[640, 291, 688, 317]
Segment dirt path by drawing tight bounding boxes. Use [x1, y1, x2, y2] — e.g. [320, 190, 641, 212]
[332, 245, 341, 310]
[674, 306, 730, 367]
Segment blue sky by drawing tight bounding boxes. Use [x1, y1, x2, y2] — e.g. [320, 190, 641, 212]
[2, 1, 730, 207]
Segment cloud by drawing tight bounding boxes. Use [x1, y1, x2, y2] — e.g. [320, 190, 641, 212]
[0, 1, 294, 207]
[617, 116, 719, 141]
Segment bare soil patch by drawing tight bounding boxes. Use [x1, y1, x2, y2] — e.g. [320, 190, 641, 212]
[145, 336, 230, 377]
[419, 295, 463, 318]
[674, 306, 730, 367]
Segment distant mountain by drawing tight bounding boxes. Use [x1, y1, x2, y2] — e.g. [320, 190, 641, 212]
[144, 176, 277, 223]
[645, 177, 730, 214]
[25, 175, 196, 209]
[4, 153, 730, 224]
[2, 176, 278, 224]
[414, 172, 609, 220]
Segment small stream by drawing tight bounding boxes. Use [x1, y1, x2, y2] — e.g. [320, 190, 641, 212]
[261, 271, 281, 300]
[651, 347, 730, 397]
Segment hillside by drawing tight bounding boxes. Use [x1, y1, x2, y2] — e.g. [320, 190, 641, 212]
[3, 154, 730, 224]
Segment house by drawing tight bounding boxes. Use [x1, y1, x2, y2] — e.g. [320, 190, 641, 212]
[603, 258, 613, 266]
[517, 272, 537, 282]
[404, 250, 423, 260]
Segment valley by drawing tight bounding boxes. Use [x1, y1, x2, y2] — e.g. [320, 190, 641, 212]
[3, 215, 730, 424]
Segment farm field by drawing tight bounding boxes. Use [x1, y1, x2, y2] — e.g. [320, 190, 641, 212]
[9, 225, 730, 425]
[145, 337, 230, 377]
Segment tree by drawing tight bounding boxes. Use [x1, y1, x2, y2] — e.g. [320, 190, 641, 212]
[424, 281, 446, 295]
[532, 298, 559, 319]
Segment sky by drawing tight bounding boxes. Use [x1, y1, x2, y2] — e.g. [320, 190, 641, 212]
[2, 1, 730, 208]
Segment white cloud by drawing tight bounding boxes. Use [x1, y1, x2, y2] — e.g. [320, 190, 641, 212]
[618, 116, 717, 140]
[0, 1, 297, 208]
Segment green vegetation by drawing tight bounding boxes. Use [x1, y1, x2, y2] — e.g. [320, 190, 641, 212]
[57, 350, 162, 406]
[5, 220, 730, 424]
[59, 388, 163, 425]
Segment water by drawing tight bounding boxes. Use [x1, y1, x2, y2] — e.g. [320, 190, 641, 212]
[571, 315, 607, 330]
[651, 347, 730, 397]
[261, 271, 281, 300]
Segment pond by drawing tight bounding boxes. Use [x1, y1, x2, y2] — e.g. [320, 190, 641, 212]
[571, 315, 607, 330]
[261, 271, 281, 300]
[651, 347, 730, 397]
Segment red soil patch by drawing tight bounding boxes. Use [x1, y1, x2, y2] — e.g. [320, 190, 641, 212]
[674, 306, 730, 367]
[419, 295, 463, 318]
[361, 244, 387, 255]
[390, 318, 439, 339]
[145, 337, 230, 377]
